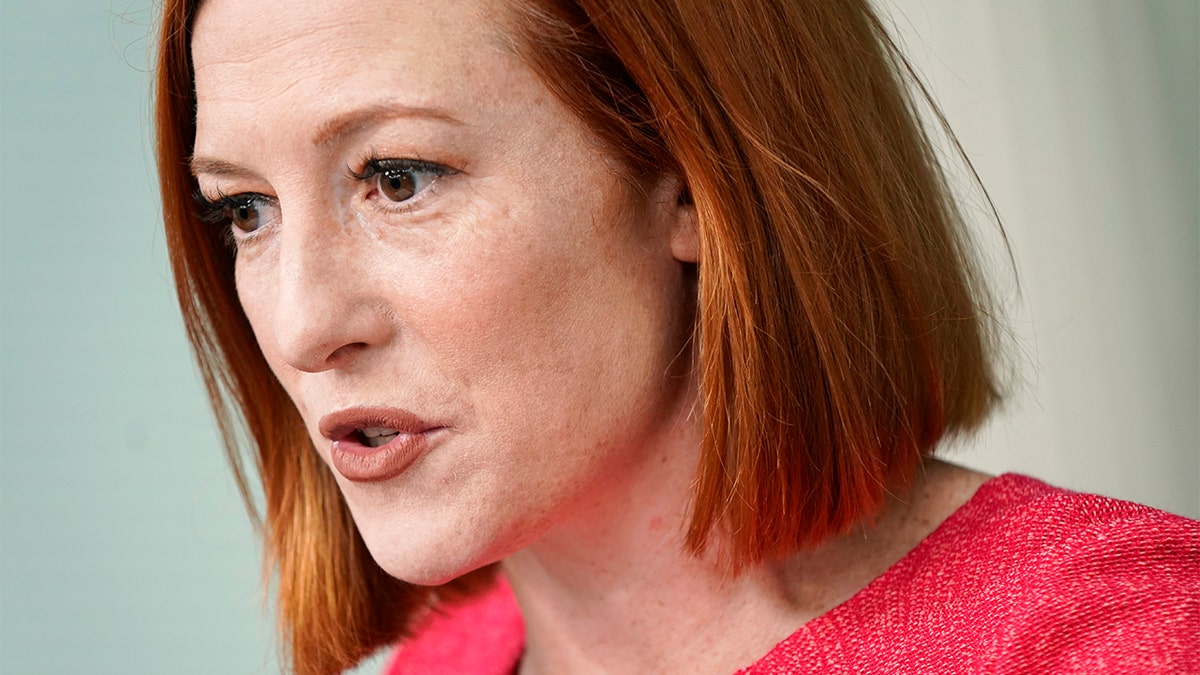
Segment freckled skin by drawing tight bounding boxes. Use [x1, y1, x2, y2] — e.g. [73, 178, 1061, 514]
[190, 0, 701, 584]
[191, 1, 995, 671]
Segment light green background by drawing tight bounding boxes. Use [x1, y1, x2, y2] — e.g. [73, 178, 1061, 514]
[0, 2, 384, 673]
[1, 1, 1196, 674]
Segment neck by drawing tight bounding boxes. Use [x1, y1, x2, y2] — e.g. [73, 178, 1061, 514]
[501, 451, 989, 674]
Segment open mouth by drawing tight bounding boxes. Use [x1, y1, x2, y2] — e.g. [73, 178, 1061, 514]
[356, 426, 403, 448]
[319, 405, 443, 451]
[319, 406, 445, 482]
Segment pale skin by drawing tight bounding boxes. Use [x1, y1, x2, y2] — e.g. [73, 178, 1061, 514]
[190, 0, 992, 672]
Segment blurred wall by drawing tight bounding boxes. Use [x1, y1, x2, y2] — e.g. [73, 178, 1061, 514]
[1, 1, 1195, 674]
[879, 0, 1199, 518]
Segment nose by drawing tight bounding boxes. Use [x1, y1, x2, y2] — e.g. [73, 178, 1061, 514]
[266, 207, 393, 373]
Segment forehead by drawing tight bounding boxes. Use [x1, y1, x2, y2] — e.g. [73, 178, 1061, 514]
[191, 0, 520, 152]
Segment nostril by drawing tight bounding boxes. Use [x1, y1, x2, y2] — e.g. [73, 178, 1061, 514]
[325, 341, 371, 367]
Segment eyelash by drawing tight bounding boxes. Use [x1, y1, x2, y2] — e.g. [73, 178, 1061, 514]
[193, 188, 274, 246]
[347, 156, 456, 209]
[192, 156, 457, 242]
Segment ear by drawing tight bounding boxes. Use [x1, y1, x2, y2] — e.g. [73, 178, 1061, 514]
[654, 175, 699, 263]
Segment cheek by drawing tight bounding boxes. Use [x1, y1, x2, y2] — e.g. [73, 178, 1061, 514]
[416, 201, 668, 422]
[234, 264, 274, 362]
[233, 259, 314, 419]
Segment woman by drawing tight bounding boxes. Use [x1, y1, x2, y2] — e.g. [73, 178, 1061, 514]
[154, 0, 1198, 673]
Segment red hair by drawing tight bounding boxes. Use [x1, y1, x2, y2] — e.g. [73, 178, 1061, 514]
[155, 0, 1001, 673]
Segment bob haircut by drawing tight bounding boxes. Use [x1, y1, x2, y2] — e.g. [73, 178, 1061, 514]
[155, 0, 1001, 672]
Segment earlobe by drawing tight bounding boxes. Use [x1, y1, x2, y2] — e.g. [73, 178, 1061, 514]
[667, 182, 700, 264]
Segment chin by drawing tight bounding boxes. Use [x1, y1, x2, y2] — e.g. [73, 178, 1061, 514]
[375, 557, 478, 588]
[353, 510, 516, 587]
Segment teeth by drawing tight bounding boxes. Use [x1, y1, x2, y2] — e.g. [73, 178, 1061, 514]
[359, 427, 400, 449]
[361, 427, 398, 438]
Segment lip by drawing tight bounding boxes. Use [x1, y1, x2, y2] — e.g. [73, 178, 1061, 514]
[319, 405, 445, 483]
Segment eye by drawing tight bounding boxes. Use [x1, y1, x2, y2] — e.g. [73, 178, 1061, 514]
[194, 190, 279, 237]
[227, 196, 263, 233]
[379, 170, 418, 202]
[350, 158, 454, 206]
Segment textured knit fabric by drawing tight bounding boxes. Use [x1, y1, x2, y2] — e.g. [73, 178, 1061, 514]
[384, 474, 1200, 674]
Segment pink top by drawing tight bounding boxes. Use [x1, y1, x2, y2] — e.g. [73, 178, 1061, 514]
[385, 474, 1200, 674]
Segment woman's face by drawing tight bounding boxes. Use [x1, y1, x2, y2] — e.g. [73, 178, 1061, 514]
[191, 0, 699, 583]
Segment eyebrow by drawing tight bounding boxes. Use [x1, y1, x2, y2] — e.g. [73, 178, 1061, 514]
[312, 102, 464, 148]
[189, 155, 256, 178]
[189, 102, 463, 177]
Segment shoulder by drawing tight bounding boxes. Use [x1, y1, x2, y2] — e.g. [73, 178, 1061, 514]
[894, 473, 1199, 587]
[742, 474, 1200, 674]
[383, 577, 523, 675]
[961, 473, 1198, 556]
[961, 474, 1199, 591]
[975, 475, 1200, 673]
